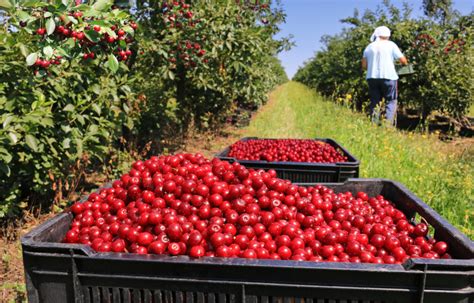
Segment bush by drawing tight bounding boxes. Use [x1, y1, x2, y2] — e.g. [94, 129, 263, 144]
[130, 1, 289, 149]
[0, 27, 136, 218]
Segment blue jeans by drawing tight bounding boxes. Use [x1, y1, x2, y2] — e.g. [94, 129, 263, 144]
[367, 79, 398, 124]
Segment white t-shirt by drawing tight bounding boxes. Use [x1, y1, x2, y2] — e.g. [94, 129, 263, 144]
[363, 40, 404, 80]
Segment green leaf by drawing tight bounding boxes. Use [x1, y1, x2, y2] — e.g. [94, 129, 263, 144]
[123, 103, 129, 113]
[232, 62, 240, 72]
[107, 54, 119, 73]
[25, 134, 39, 152]
[91, 84, 101, 95]
[43, 46, 53, 58]
[121, 85, 131, 93]
[0, 0, 12, 9]
[63, 104, 75, 111]
[0, 163, 11, 176]
[17, 11, 30, 22]
[61, 125, 71, 133]
[56, 47, 69, 57]
[46, 18, 55, 36]
[19, 44, 28, 57]
[126, 118, 134, 129]
[75, 138, 83, 157]
[3, 115, 14, 128]
[62, 138, 70, 149]
[122, 25, 134, 35]
[42, 118, 54, 127]
[64, 38, 76, 48]
[76, 114, 85, 125]
[84, 30, 100, 43]
[168, 70, 175, 80]
[89, 20, 108, 27]
[103, 27, 117, 38]
[91, 104, 101, 115]
[64, 15, 78, 24]
[89, 124, 99, 134]
[23, 0, 47, 7]
[110, 105, 121, 114]
[0, 148, 12, 163]
[114, 9, 129, 18]
[26, 53, 38, 66]
[8, 132, 18, 144]
[93, 0, 112, 11]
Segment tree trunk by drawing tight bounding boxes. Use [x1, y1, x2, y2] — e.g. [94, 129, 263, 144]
[420, 102, 431, 131]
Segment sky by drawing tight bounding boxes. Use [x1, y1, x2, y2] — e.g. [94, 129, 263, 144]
[275, 0, 473, 79]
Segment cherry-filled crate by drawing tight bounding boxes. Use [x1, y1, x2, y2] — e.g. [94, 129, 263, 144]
[215, 137, 360, 183]
[22, 179, 473, 303]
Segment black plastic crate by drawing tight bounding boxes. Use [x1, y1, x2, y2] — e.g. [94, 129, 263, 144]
[22, 179, 473, 303]
[215, 137, 360, 183]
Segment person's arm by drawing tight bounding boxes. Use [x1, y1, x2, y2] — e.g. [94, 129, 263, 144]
[362, 46, 369, 70]
[399, 56, 408, 65]
[361, 57, 367, 70]
[393, 43, 408, 65]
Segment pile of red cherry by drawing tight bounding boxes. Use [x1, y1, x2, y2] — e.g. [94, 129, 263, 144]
[64, 153, 450, 264]
[227, 139, 348, 163]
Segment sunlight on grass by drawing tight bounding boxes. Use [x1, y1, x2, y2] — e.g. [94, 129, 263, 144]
[468, 103, 474, 117]
[244, 82, 473, 238]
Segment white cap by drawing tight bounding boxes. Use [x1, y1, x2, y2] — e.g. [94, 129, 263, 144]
[370, 26, 391, 42]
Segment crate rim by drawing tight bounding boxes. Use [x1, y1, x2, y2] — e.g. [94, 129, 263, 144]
[215, 136, 360, 167]
[21, 178, 474, 271]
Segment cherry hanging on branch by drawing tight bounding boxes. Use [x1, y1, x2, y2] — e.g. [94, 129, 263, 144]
[2, 0, 138, 76]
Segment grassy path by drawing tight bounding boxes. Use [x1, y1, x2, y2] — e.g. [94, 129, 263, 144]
[243, 82, 473, 237]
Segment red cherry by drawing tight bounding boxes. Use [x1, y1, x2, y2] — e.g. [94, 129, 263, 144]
[370, 234, 385, 249]
[111, 239, 126, 252]
[210, 232, 226, 248]
[320, 245, 335, 258]
[414, 223, 428, 237]
[346, 241, 361, 256]
[73, 11, 83, 19]
[189, 245, 205, 258]
[71, 202, 84, 214]
[63, 153, 448, 265]
[433, 241, 448, 255]
[242, 249, 257, 259]
[36, 28, 46, 35]
[65, 230, 79, 243]
[137, 232, 153, 246]
[168, 242, 181, 255]
[149, 241, 167, 254]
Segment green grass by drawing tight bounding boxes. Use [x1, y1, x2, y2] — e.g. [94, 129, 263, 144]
[468, 103, 474, 117]
[243, 82, 473, 238]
